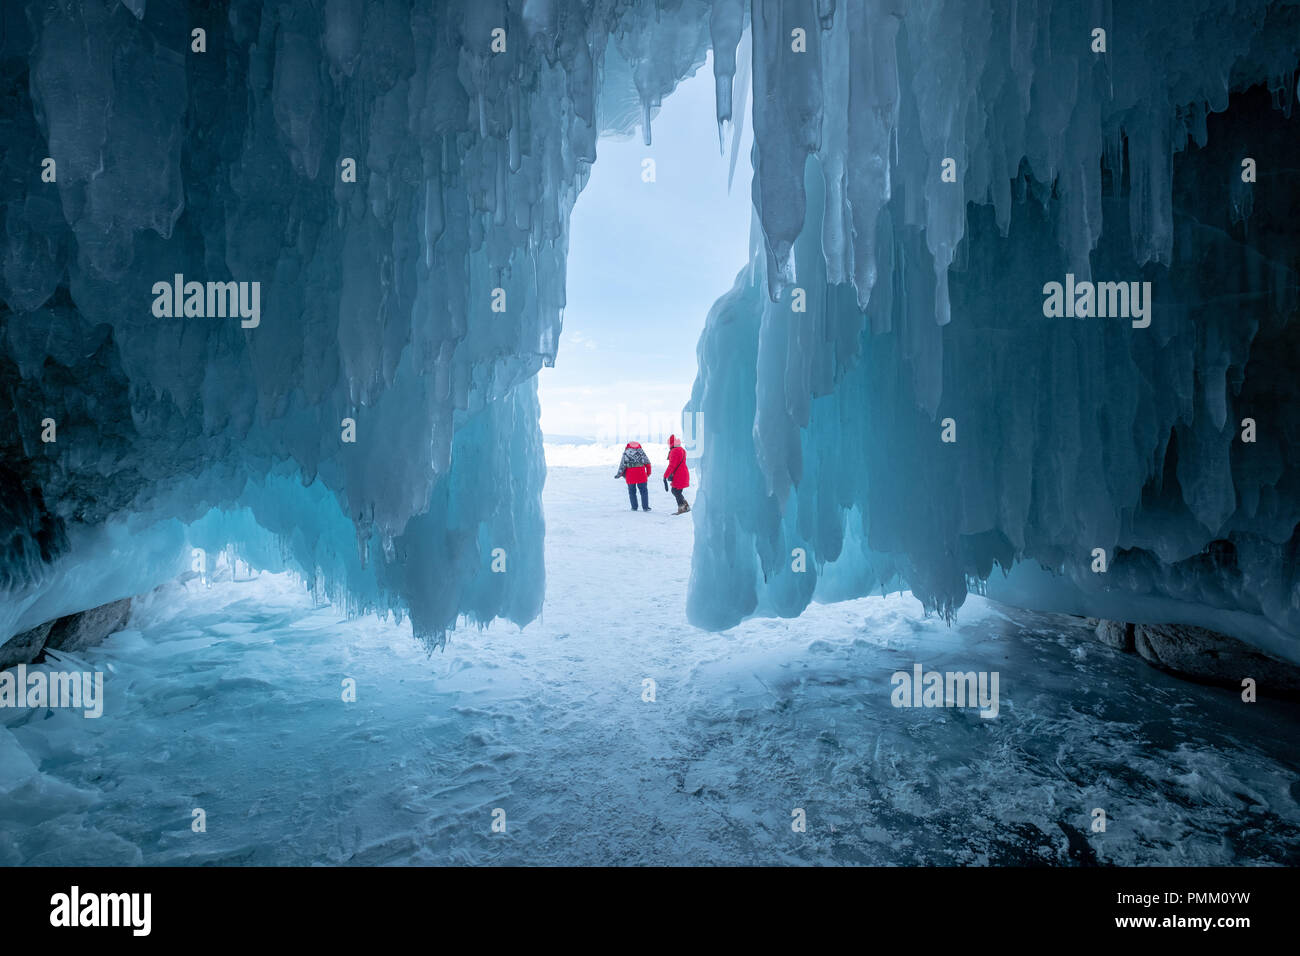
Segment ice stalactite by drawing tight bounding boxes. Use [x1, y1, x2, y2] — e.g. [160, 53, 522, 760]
[0, 0, 711, 645]
[689, 0, 1300, 659]
[4, 0, 1300, 657]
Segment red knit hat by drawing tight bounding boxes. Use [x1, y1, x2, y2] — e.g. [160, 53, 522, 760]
[668, 434, 677, 446]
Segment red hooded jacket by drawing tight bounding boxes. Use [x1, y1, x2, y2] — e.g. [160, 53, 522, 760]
[619, 442, 652, 484]
[666, 440, 690, 489]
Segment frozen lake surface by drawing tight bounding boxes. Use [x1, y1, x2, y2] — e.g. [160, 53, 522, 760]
[2, 464, 1298, 865]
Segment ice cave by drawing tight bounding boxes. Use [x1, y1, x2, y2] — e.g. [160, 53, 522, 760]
[2, 0, 1300, 868]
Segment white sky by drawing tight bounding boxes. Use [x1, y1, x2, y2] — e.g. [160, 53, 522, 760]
[538, 52, 755, 441]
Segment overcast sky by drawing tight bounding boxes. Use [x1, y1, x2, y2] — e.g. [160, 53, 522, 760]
[538, 53, 755, 442]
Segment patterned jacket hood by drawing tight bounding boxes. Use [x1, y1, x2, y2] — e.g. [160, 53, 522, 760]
[617, 443, 651, 475]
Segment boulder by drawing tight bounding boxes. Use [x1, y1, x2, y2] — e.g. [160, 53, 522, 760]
[1133, 622, 1300, 698]
[0, 622, 53, 670]
[43, 598, 133, 654]
[1093, 619, 1134, 652]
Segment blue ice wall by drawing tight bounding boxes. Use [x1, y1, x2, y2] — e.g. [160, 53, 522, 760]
[4, 0, 1300, 654]
[0, 0, 711, 643]
[688, 1, 1300, 653]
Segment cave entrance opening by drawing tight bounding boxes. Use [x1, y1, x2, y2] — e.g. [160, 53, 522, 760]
[527, 48, 755, 657]
[537, 49, 754, 492]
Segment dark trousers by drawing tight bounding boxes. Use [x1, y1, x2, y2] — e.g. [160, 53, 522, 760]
[627, 482, 650, 510]
[671, 487, 687, 508]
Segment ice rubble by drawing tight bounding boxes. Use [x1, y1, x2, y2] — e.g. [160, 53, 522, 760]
[689, 0, 1300, 653]
[2, 0, 1299, 652]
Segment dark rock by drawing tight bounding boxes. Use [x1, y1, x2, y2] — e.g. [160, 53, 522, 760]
[1133, 623, 1300, 698]
[1057, 820, 1100, 866]
[1094, 619, 1135, 652]
[43, 598, 133, 654]
[0, 621, 53, 670]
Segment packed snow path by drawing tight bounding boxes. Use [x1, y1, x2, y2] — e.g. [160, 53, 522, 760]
[2, 464, 1298, 866]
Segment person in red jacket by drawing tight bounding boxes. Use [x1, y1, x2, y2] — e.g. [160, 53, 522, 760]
[665, 434, 690, 514]
[615, 441, 652, 511]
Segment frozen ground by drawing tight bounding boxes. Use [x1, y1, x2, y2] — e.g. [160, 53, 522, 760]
[1, 460, 1298, 866]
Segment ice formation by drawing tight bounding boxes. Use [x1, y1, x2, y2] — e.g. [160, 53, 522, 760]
[688, 0, 1300, 656]
[0, 0, 710, 644]
[2, 0, 1299, 655]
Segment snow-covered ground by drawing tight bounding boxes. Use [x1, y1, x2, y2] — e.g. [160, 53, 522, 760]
[2, 460, 1298, 865]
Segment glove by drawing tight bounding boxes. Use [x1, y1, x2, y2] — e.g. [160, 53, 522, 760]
[663, 478, 669, 492]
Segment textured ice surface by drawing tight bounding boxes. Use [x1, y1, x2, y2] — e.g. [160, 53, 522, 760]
[2, 464, 1296, 865]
